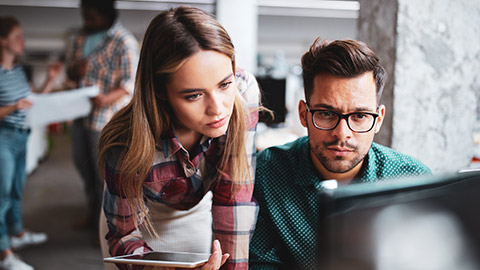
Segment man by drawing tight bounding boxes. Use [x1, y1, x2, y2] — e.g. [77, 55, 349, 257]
[249, 38, 431, 269]
[65, 0, 139, 235]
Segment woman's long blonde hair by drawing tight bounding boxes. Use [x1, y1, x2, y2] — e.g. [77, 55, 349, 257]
[98, 6, 251, 237]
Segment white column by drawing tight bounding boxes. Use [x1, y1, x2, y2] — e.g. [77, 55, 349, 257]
[216, 0, 258, 74]
[358, 0, 480, 173]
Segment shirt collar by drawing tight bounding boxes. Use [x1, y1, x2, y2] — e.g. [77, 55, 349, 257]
[105, 21, 121, 37]
[357, 143, 377, 182]
[159, 125, 213, 159]
[294, 137, 375, 187]
[79, 20, 120, 38]
[294, 137, 326, 187]
[0, 64, 19, 73]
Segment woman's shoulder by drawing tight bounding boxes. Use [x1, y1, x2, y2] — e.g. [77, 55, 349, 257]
[105, 145, 128, 169]
[235, 68, 259, 107]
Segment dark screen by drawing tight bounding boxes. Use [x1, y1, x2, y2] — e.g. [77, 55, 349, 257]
[317, 171, 480, 270]
[142, 252, 209, 263]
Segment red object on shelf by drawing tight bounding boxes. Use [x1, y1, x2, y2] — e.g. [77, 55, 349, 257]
[47, 122, 62, 134]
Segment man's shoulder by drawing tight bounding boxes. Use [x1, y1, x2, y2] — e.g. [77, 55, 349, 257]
[110, 22, 138, 46]
[256, 136, 309, 185]
[257, 136, 308, 164]
[367, 143, 432, 178]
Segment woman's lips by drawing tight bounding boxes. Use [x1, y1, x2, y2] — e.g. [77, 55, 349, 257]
[207, 116, 228, 129]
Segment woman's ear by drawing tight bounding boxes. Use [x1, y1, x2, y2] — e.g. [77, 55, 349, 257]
[156, 92, 167, 100]
[154, 85, 168, 101]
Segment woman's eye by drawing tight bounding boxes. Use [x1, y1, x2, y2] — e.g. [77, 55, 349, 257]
[185, 93, 201, 101]
[219, 81, 232, 90]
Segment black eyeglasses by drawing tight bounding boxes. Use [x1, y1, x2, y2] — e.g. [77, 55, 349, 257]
[305, 104, 379, 133]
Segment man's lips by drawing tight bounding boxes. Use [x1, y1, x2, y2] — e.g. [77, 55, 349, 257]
[327, 147, 354, 156]
[207, 116, 228, 128]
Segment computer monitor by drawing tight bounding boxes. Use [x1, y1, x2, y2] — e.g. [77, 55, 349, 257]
[256, 76, 286, 125]
[317, 170, 480, 270]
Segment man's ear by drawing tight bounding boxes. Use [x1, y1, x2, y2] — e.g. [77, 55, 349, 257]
[374, 104, 386, 133]
[299, 100, 308, 128]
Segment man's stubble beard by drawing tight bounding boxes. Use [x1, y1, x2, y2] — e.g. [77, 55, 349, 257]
[311, 139, 367, 174]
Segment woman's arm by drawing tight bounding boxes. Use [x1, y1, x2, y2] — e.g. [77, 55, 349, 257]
[33, 62, 63, 94]
[211, 180, 258, 270]
[210, 70, 261, 270]
[0, 99, 32, 120]
[103, 148, 153, 270]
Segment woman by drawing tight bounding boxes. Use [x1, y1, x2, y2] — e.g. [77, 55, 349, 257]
[0, 16, 61, 270]
[98, 6, 259, 270]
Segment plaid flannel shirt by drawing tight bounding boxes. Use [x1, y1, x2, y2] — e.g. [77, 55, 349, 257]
[103, 69, 259, 270]
[65, 21, 139, 131]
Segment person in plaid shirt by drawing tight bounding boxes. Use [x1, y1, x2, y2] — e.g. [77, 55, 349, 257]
[98, 6, 259, 270]
[65, 0, 139, 233]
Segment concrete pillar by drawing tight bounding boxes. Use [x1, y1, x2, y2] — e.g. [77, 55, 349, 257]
[216, 0, 258, 73]
[358, 0, 480, 173]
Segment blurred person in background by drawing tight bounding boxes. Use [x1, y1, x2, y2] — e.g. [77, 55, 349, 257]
[0, 16, 61, 270]
[64, 0, 139, 238]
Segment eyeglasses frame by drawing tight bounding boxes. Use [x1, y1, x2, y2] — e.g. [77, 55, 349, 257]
[305, 103, 380, 133]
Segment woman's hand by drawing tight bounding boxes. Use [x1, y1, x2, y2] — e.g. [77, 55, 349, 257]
[15, 99, 33, 110]
[198, 239, 229, 270]
[144, 239, 229, 270]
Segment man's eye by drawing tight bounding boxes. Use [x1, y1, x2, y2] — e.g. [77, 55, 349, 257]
[352, 113, 367, 120]
[318, 111, 334, 118]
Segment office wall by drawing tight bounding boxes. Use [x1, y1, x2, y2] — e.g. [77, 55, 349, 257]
[358, 0, 480, 173]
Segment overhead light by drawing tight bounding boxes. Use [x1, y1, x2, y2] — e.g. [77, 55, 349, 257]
[0, 0, 215, 10]
[258, 0, 360, 19]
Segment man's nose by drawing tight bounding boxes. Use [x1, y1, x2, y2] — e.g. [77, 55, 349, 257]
[331, 118, 353, 140]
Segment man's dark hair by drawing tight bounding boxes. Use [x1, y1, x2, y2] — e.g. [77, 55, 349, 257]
[301, 38, 387, 103]
[81, 0, 117, 22]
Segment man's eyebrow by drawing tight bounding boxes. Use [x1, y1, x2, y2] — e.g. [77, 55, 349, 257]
[178, 73, 233, 94]
[310, 103, 335, 110]
[353, 106, 377, 112]
[310, 103, 376, 112]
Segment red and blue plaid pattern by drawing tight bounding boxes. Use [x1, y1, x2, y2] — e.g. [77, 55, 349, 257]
[103, 70, 259, 270]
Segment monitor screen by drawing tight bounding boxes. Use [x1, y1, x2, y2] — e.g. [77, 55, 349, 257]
[256, 76, 286, 125]
[317, 171, 480, 270]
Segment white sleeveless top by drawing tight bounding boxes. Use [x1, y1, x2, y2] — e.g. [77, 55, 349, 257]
[141, 191, 213, 253]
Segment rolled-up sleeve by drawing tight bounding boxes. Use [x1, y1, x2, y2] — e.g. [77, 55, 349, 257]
[212, 181, 259, 270]
[103, 148, 152, 270]
[211, 69, 260, 270]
